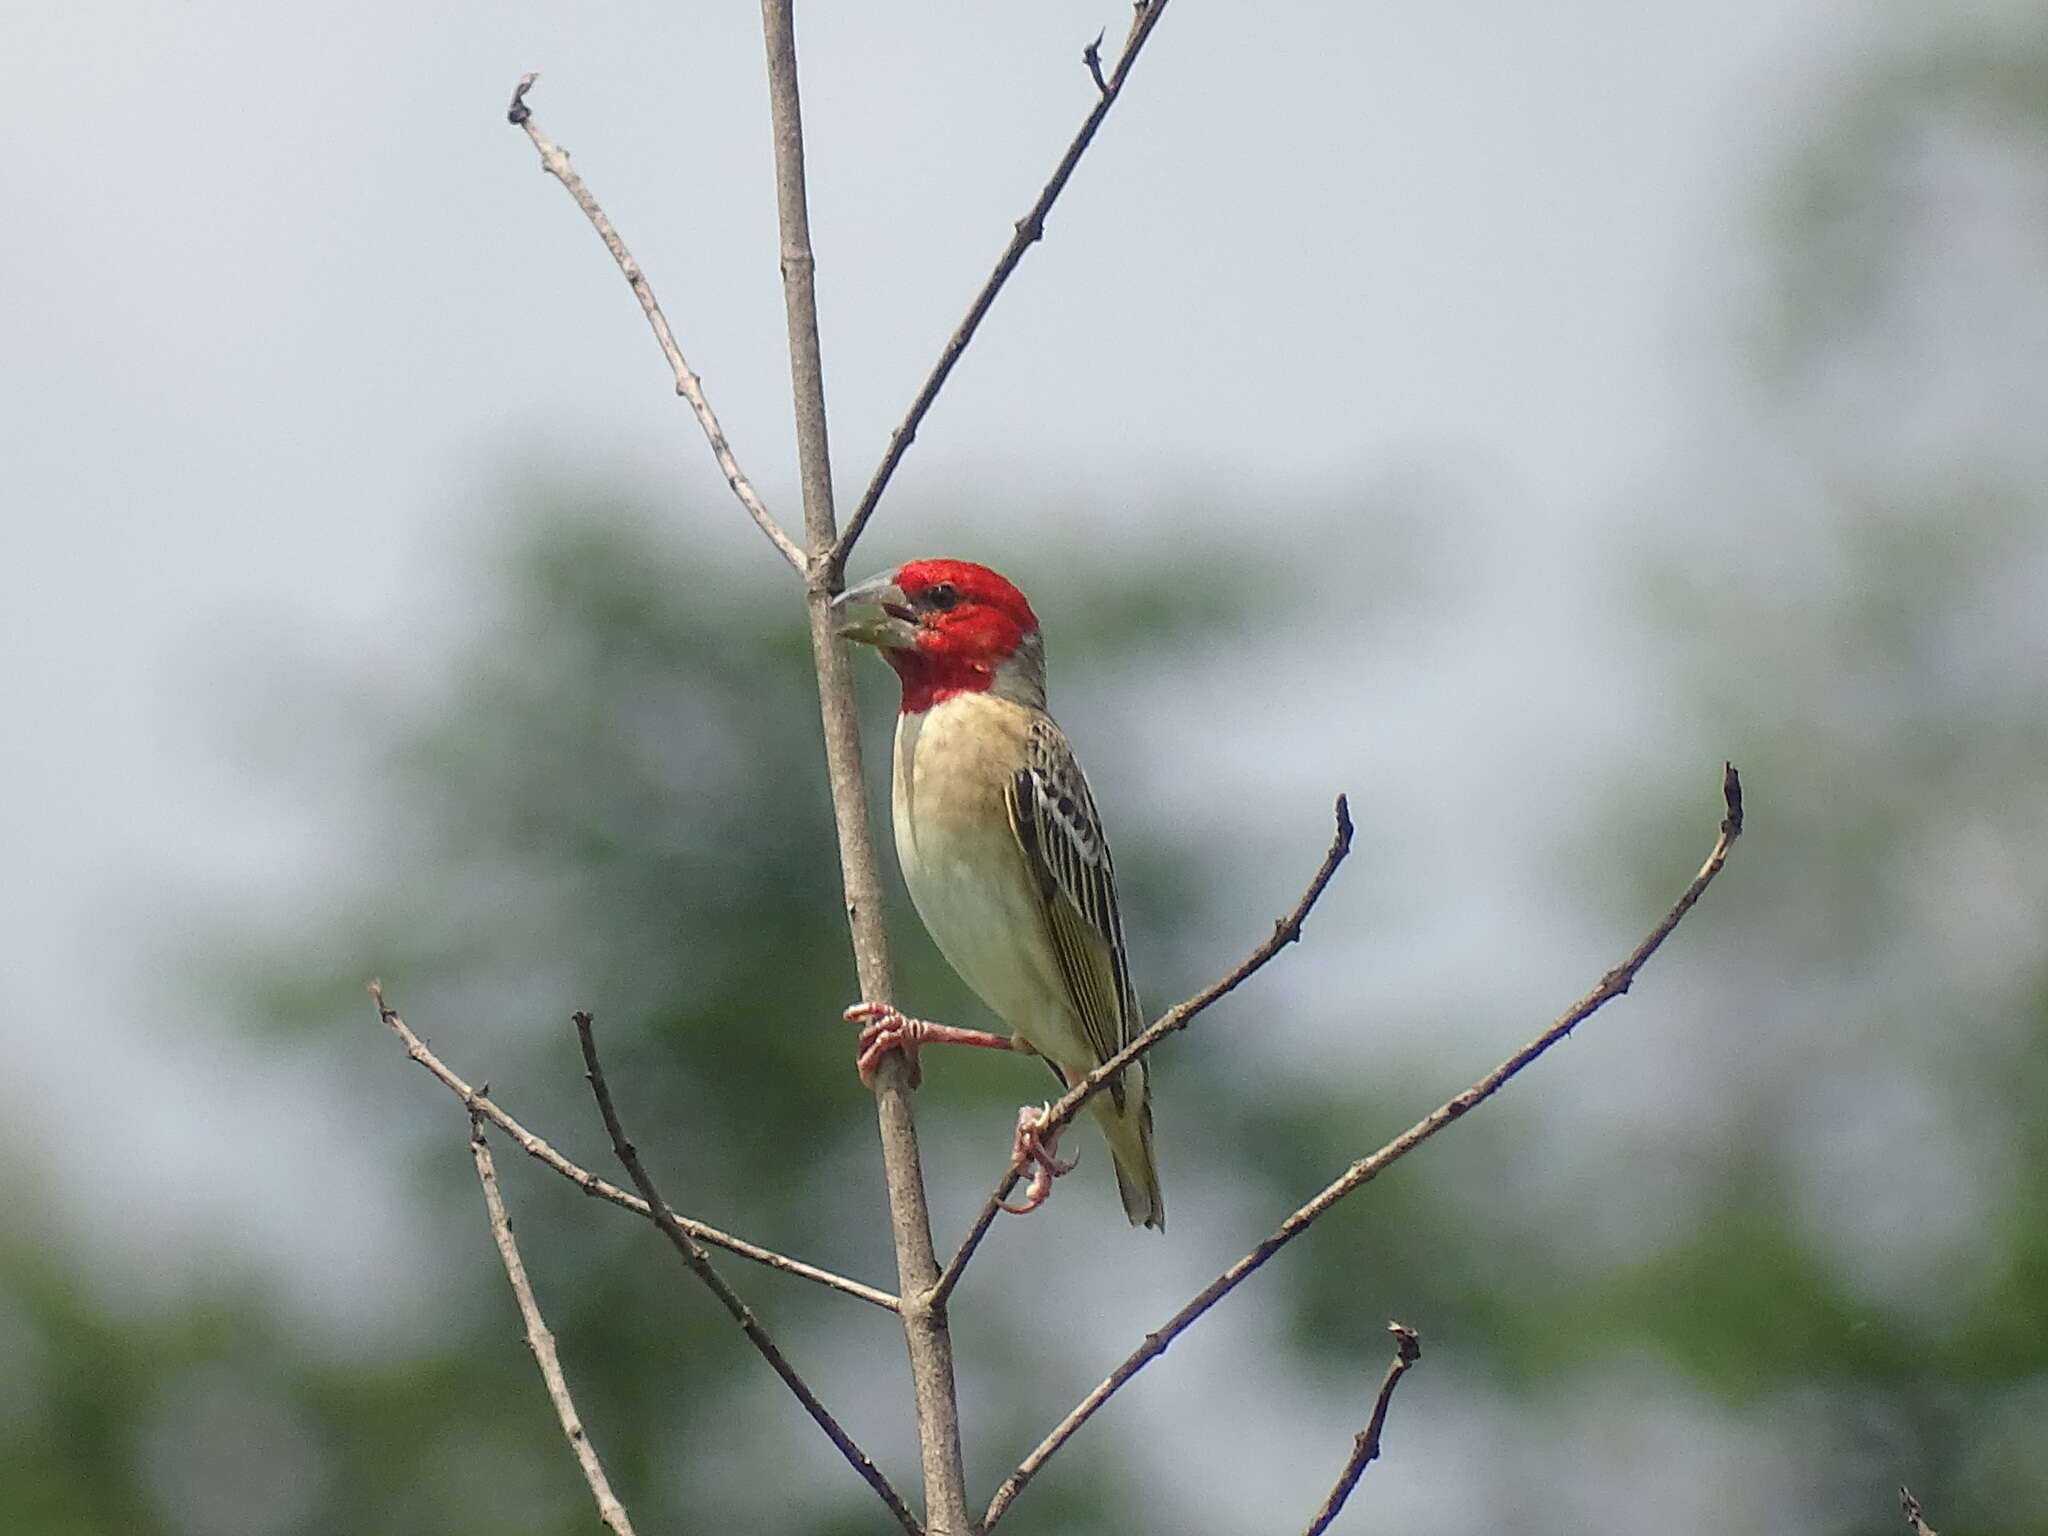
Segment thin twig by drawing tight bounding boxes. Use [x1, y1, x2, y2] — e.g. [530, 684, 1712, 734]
[828, 0, 1174, 577]
[468, 1109, 637, 1536]
[982, 765, 1746, 1530]
[505, 74, 805, 575]
[1083, 31, 1109, 97]
[934, 794, 1353, 1307]
[370, 984, 898, 1312]
[1900, 1487, 1939, 1536]
[575, 1013, 922, 1536]
[757, 3, 974, 1531]
[1302, 1324, 1422, 1536]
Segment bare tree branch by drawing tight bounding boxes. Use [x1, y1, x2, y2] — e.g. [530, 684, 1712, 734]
[506, 74, 805, 575]
[982, 764, 1746, 1530]
[757, 4, 974, 1531]
[370, 984, 899, 1311]
[1900, 1487, 1939, 1536]
[575, 1013, 922, 1536]
[1302, 1323, 1421, 1536]
[828, 0, 1175, 577]
[468, 1109, 637, 1536]
[934, 794, 1353, 1307]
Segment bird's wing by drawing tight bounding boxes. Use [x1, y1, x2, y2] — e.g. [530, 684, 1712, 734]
[1004, 715, 1143, 1104]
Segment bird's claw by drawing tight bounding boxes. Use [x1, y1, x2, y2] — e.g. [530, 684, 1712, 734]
[847, 1002, 1022, 1087]
[1000, 1102, 1078, 1216]
[846, 1001, 923, 1088]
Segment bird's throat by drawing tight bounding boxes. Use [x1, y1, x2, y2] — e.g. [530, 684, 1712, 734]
[886, 648, 998, 715]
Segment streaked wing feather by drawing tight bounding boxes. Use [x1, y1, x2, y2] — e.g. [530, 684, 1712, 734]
[1002, 716, 1142, 1104]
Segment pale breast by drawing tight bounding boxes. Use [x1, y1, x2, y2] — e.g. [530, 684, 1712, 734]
[892, 694, 1084, 1060]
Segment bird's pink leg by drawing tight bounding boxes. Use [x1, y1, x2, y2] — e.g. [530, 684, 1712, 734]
[999, 1102, 1078, 1216]
[844, 1001, 1017, 1087]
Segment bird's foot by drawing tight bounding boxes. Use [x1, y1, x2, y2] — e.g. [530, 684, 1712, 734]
[1000, 1102, 1078, 1216]
[846, 1001, 923, 1087]
[844, 1002, 1016, 1087]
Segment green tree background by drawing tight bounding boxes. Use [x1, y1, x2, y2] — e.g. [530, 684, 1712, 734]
[6, 11, 2046, 1535]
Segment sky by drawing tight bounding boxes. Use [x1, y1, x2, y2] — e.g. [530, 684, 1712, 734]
[0, 0, 1911, 1526]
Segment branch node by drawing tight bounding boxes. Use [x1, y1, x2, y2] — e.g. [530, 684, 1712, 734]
[1387, 1319, 1420, 1363]
[1083, 31, 1109, 96]
[900, 1286, 938, 1327]
[1900, 1487, 1939, 1536]
[507, 72, 538, 125]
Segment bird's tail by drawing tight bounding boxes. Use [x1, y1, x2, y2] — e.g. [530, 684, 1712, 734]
[1091, 1070, 1164, 1230]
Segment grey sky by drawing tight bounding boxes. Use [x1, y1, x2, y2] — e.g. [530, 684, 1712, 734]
[1, 0, 1866, 1305]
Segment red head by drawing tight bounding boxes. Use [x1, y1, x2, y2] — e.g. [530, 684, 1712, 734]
[835, 558, 1044, 713]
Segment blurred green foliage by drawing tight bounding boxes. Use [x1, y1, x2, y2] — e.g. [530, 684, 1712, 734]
[4, 493, 1299, 1535]
[1611, 10, 2048, 1531]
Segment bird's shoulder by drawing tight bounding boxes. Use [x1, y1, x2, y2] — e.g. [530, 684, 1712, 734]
[1010, 715, 1109, 873]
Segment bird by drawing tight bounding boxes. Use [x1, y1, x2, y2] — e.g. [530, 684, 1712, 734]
[834, 558, 1164, 1229]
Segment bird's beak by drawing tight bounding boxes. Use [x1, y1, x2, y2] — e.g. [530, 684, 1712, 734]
[833, 569, 919, 650]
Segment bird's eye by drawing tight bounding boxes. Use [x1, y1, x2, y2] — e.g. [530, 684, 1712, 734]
[925, 582, 960, 611]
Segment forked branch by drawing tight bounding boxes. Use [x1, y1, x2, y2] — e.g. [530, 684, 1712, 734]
[468, 1109, 637, 1536]
[829, 0, 1175, 575]
[757, 1, 973, 1529]
[371, 984, 898, 1311]
[575, 1013, 922, 1536]
[935, 794, 1353, 1304]
[506, 75, 805, 574]
[1302, 1324, 1422, 1536]
[982, 764, 1746, 1530]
